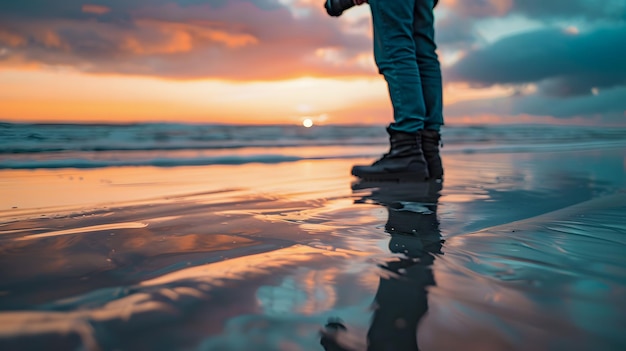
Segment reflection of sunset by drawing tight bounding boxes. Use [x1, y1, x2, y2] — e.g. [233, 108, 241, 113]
[297, 268, 339, 314]
[0, 159, 355, 212]
[2, 136, 625, 350]
[141, 245, 360, 287]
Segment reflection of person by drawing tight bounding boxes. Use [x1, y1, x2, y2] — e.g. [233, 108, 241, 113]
[321, 181, 443, 351]
[367, 181, 442, 351]
[351, 0, 444, 182]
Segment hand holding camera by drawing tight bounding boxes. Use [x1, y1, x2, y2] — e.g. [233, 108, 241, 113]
[325, 0, 367, 17]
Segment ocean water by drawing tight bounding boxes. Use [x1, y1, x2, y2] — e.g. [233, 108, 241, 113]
[2, 122, 626, 169]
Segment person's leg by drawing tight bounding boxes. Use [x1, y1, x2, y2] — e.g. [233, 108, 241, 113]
[414, 0, 444, 179]
[370, 0, 426, 133]
[413, 0, 443, 131]
[351, 0, 429, 181]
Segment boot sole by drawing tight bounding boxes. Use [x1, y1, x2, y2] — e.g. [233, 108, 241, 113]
[351, 170, 428, 182]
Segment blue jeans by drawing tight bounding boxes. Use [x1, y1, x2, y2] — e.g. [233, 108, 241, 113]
[369, 0, 443, 133]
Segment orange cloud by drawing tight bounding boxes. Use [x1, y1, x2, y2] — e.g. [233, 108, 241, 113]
[202, 27, 258, 48]
[81, 4, 111, 15]
[0, 1, 372, 81]
[37, 30, 66, 49]
[122, 28, 193, 55]
[443, 82, 515, 105]
[0, 27, 66, 49]
[0, 29, 26, 47]
[120, 19, 258, 55]
[166, 20, 258, 48]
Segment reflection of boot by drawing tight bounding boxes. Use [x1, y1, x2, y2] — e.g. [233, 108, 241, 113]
[351, 128, 429, 181]
[353, 180, 442, 208]
[420, 129, 443, 181]
[386, 210, 443, 256]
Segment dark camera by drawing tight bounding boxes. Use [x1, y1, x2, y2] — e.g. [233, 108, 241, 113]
[325, 0, 355, 17]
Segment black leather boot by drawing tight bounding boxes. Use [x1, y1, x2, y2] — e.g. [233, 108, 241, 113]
[351, 128, 429, 181]
[420, 129, 443, 181]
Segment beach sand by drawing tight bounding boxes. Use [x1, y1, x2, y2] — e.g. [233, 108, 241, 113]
[1, 147, 625, 351]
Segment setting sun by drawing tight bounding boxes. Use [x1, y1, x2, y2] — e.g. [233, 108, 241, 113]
[302, 118, 314, 128]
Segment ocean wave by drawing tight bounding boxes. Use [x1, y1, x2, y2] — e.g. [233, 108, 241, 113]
[0, 154, 307, 169]
[3, 122, 626, 169]
[2, 122, 626, 155]
[0, 139, 388, 154]
[2, 140, 625, 169]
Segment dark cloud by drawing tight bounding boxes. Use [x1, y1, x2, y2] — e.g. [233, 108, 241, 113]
[446, 25, 626, 96]
[519, 87, 626, 118]
[509, 0, 626, 22]
[437, 0, 626, 122]
[435, 0, 626, 51]
[0, 0, 373, 80]
[0, 0, 282, 17]
[445, 86, 626, 121]
[435, 13, 480, 47]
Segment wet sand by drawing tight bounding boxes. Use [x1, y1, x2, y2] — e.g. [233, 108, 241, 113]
[1, 147, 625, 351]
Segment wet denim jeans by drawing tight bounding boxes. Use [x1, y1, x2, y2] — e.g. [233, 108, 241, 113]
[369, 0, 443, 133]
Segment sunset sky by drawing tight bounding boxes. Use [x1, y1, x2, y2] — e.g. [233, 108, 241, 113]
[0, 0, 625, 125]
